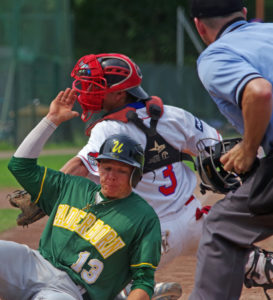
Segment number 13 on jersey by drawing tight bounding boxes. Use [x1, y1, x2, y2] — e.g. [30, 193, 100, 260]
[71, 251, 104, 284]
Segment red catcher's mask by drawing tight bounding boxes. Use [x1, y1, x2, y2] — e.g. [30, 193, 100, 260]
[71, 53, 144, 122]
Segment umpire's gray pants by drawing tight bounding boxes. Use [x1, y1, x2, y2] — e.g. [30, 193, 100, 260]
[0, 240, 83, 300]
[189, 173, 273, 300]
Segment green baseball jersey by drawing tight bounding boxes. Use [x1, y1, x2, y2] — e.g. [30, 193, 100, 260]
[8, 157, 161, 299]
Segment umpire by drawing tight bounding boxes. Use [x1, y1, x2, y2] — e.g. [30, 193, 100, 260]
[189, 0, 273, 299]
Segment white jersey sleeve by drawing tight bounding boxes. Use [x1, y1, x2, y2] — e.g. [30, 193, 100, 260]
[161, 105, 222, 156]
[77, 105, 221, 220]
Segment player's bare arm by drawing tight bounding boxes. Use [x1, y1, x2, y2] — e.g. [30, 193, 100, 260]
[127, 288, 149, 300]
[220, 78, 273, 174]
[60, 156, 89, 176]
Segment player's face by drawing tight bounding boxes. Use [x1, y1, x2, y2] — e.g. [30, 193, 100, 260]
[98, 159, 133, 199]
[102, 91, 127, 112]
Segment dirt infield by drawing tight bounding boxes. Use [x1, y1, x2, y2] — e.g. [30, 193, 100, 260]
[0, 186, 273, 299]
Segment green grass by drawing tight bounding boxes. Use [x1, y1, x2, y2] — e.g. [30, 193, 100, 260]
[0, 154, 74, 188]
[0, 138, 86, 152]
[0, 141, 15, 151]
[42, 138, 86, 150]
[38, 154, 74, 169]
[0, 209, 19, 233]
[0, 159, 21, 188]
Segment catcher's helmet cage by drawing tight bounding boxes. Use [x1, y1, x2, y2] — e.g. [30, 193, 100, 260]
[96, 134, 144, 188]
[71, 53, 149, 121]
[195, 138, 242, 194]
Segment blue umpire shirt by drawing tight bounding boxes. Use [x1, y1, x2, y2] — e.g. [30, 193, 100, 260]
[196, 20, 273, 154]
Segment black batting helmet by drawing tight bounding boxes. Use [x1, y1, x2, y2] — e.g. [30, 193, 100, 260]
[97, 134, 144, 188]
[195, 138, 242, 194]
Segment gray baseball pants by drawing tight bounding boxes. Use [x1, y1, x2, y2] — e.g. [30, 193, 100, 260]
[0, 240, 84, 300]
[189, 173, 273, 300]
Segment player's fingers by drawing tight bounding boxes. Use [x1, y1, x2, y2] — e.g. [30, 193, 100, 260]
[71, 88, 79, 100]
[54, 91, 64, 102]
[222, 158, 234, 172]
[220, 152, 228, 165]
[71, 93, 78, 104]
[233, 164, 243, 174]
[64, 89, 77, 106]
[68, 88, 77, 99]
[61, 88, 72, 102]
[56, 88, 70, 104]
[71, 111, 80, 119]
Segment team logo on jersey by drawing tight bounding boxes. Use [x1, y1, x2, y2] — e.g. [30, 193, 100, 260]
[195, 118, 203, 132]
[148, 141, 169, 163]
[149, 141, 166, 153]
[87, 152, 99, 166]
[53, 204, 125, 259]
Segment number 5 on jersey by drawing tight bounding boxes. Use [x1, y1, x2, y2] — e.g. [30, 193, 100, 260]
[159, 164, 177, 196]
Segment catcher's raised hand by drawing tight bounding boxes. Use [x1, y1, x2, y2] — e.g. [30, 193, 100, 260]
[46, 88, 79, 126]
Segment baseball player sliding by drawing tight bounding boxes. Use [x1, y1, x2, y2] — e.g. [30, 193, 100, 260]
[3, 89, 162, 300]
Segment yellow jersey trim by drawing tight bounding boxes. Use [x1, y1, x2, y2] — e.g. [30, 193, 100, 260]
[34, 167, 47, 204]
[130, 262, 157, 269]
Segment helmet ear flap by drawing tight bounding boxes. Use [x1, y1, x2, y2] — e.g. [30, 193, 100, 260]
[130, 168, 143, 188]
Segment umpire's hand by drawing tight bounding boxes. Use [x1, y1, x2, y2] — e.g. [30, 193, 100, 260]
[220, 141, 257, 174]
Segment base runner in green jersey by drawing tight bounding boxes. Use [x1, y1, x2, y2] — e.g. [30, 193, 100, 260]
[2, 88, 161, 300]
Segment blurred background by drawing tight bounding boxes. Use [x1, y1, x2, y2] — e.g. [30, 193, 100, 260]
[0, 0, 271, 147]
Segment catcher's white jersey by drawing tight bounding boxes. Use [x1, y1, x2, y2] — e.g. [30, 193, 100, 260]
[78, 104, 220, 220]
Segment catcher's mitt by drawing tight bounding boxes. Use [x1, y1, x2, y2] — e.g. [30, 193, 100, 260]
[7, 190, 46, 227]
